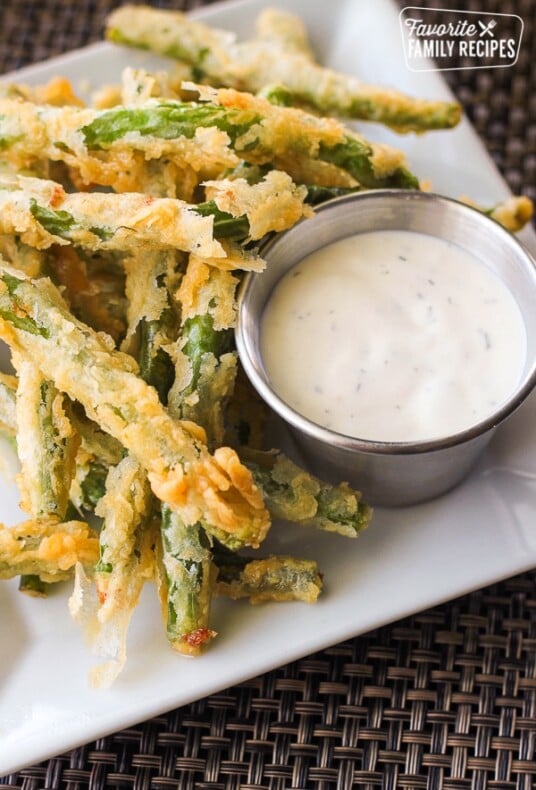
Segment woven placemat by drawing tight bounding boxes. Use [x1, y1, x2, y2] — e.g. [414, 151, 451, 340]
[2, 572, 536, 789]
[0, 1, 535, 787]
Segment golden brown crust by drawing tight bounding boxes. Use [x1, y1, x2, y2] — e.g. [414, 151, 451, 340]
[175, 255, 238, 329]
[203, 171, 312, 240]
[0, 518, 98, 580]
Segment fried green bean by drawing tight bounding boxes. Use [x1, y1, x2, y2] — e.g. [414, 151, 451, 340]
[105, 5, 460, 132]
[228, 359, 372, 540]
[18, 573, 48, 597]
[69, 499, 156, 688]
[83, 91, 418, 189]
[156, 504, 216, 655]
[0, 380, 114, 515]
[13, 355, 79, 520]
[0, 263, 270, 547]
[0, 172, 235, 259]
[123, 249, 182, 403]
[0, 171, 307, 270]
[167, 255, 239, 449]
[0, 93, 419, 190]
[0, 518, 98, 581]
[0, 97, 237, 183]
[87, 455, 154, 682]
[12, 352, 80, 595]
[241, 449, 372, 539]
[168, 312, 236, 448]
[483, 195, 533, 232]
[95, 455, 152, 580]
[156, 257, 236, 637]
[122, 248, 218, 652]
[213, 542, 322, 604]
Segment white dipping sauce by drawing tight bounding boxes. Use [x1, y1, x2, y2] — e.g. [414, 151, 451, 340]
[260, 230, 526, 442]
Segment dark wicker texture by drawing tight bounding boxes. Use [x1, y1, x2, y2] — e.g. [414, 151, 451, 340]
[2, 573, 536, 789]
[0, 1, 535, 787]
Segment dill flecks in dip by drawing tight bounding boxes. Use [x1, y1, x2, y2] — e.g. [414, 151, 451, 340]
[260, 229, 526, 442]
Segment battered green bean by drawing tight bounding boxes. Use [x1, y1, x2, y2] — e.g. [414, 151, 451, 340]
[105, 5, 461, 132]
[0, 369, 371, 541]
[123, 249, 182, 403]
[12, 347, 80, 596]
[242, 449, 372, 539]
[0, 263, 270, 547]
[156, 504, 215, 654]
[0, 173, 238, 260]
[0, 518, 98, 581]
[213, 542, 322, 604]
[89, 456, 154, 685]
[0, 93, 419, 190]
[123, 248, 218, 651]
[167, 255, 239, 449]
[18, 573, 48, 597]
[13, 356, 79, 520]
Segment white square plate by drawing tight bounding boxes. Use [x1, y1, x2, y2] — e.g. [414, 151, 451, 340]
[0, 0, 535, 775]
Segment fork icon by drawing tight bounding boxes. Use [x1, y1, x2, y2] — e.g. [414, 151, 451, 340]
[478, 19, 497, 37]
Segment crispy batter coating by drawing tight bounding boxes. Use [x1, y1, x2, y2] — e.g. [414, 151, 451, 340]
[0, 518, 98, 581]
[13, 354, 80, 519]
[106, 5, 461, 132]
[0, 173, 226, 257]
[175, 255, 238, 330]
[0, 76, 84, 107]
[216, 555, 322, 604]
[0, 97, 239, 181]
[489, 196, 534, 231]
[204, 171, 312, 240]
[0, 265, 270, 546]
